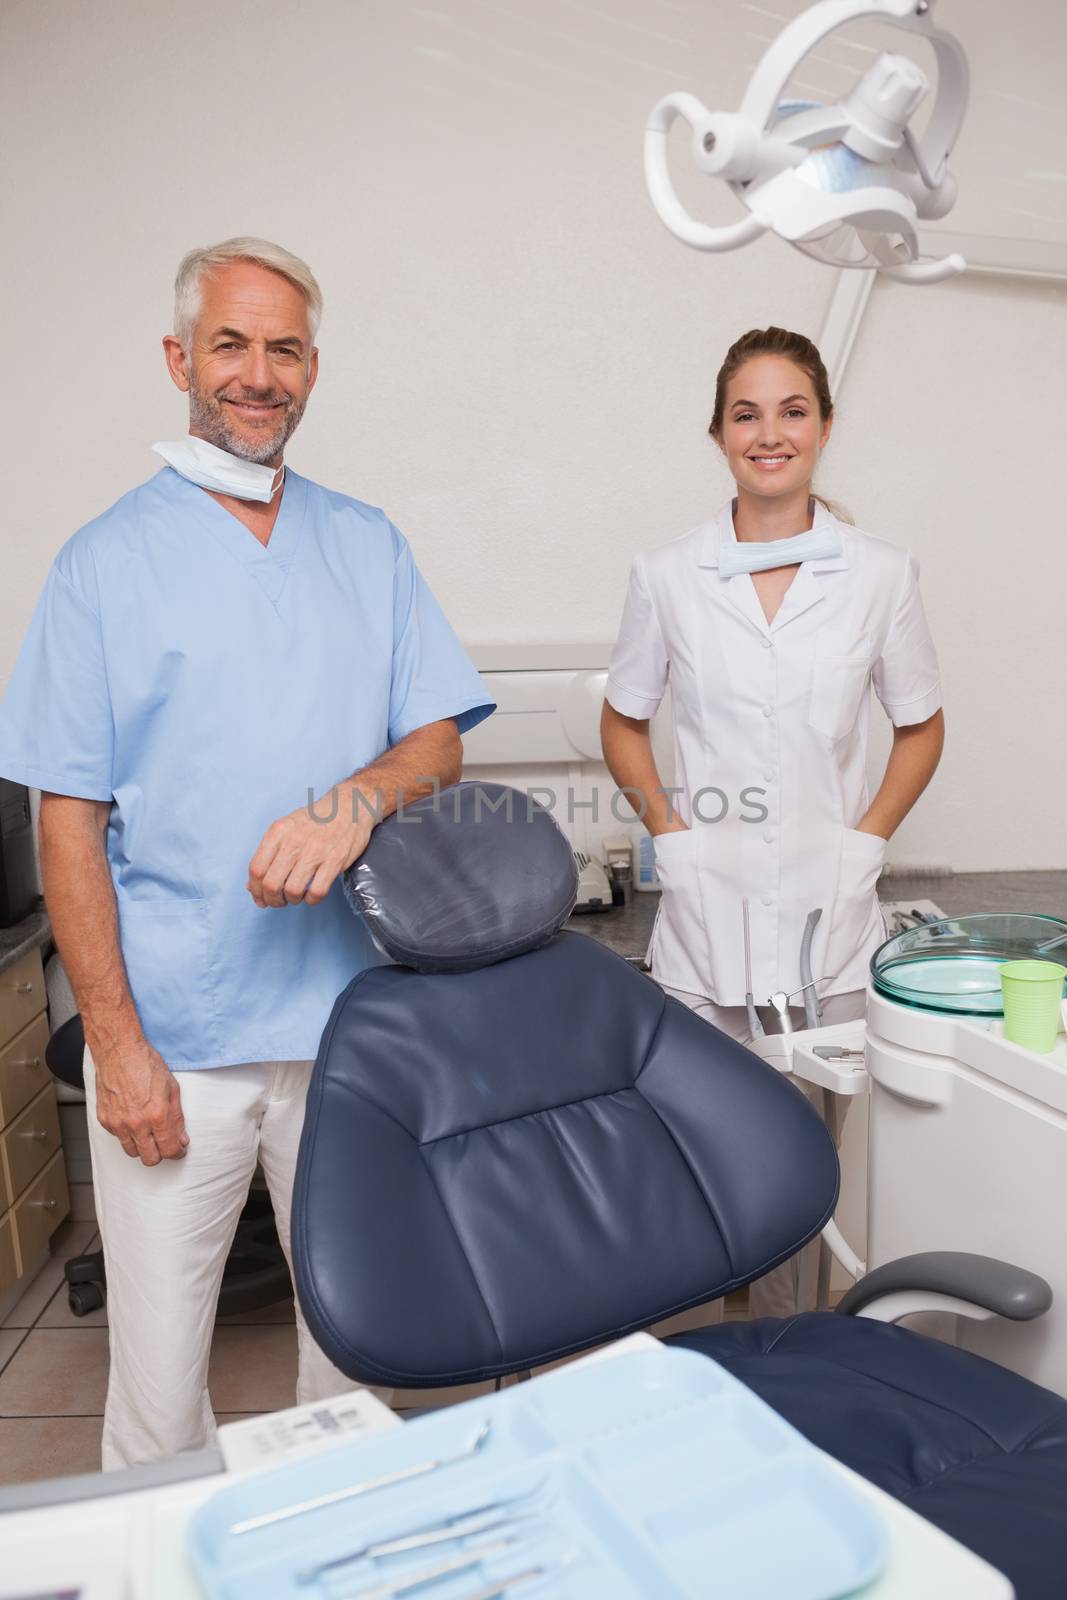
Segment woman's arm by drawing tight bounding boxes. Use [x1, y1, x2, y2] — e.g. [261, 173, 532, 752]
[600, 702, 686, 837]
[858, 709, 944, 840]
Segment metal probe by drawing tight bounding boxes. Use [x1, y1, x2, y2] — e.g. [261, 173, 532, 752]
[742, 898, 765, 1039]
[229, 1419, 492, 1536]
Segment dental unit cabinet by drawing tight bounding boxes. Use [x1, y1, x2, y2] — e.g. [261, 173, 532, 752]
[760, 913, 1067, 1396]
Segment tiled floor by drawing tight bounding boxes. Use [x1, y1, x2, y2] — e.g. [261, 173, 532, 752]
[0, 1217, 299, 1486]
[0, 1219, 743, 1489]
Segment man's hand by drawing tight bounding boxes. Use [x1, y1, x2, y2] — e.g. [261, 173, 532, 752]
[93, 1039, 189, 1166]
[248, 722, 463, 910]
[247, 791, 374, 909]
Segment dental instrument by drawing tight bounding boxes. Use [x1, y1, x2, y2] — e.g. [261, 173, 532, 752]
[813, 1045, 865, 1062]
[337, 1536, 527, 1600]
[768, 976, 834, 1033]
[742, 898, 765, 1040]
[451, 1569, 556, 1600]
[644, 0, 969, 283]
[767, 991, 793, 1034]
[799, 908, 823, 1029]
[297, 1496, 547, 1584]
[230, 1419, 492, 1536]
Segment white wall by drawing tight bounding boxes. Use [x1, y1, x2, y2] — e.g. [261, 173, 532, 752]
[2, 0, 1065, 870]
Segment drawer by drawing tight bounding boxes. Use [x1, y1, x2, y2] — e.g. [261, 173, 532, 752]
[12, 1149, 69, 1275]
[0, 1012, 51, 1130]
[0, 947, 46, 1050]
[0, 1212, 17, 1297]
[2, 1082, 62, 1208]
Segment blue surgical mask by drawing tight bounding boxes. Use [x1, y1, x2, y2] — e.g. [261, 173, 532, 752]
[719, 524, 842, 576]
[152, 436, 284, 503]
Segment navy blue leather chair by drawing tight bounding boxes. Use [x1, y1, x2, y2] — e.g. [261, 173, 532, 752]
[295, 784, 1067, 1600]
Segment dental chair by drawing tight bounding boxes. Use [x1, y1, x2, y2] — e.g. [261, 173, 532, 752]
[294, 784, 1067, 1600]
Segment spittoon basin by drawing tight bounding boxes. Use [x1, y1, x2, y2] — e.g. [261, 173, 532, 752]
[871, 913, 1067, 1016]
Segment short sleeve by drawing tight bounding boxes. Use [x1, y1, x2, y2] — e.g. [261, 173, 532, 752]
[605, 554, 669, 719]
[0, 562, 115, 800]
[388, 527, 495, 744]
[873, 553, 943, 727]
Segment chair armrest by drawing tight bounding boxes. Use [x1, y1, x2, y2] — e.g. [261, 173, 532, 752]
[835, 1251, 1052, 1323]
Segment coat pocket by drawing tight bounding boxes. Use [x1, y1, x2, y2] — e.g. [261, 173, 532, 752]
[809, 642, 871, 742]
[649, 830, 714, 1001]
[117, 897, 222, 1065]
[825, 828, 888, 986]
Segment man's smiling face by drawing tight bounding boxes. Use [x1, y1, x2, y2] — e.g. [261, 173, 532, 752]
[176, 261, 318, 466]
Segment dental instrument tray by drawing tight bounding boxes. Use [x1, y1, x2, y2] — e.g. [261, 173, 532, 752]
[186, 1345, 887, 1600]
[872, 912, 1067, 1016]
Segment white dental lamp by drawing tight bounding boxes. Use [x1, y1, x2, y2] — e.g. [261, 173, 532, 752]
[645, 0, 969, 284]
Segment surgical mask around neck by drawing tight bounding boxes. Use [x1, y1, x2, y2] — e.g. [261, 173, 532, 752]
[152, 436, 284, 503]
[719, 521, 842, 577]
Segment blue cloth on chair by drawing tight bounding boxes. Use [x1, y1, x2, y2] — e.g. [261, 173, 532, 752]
[672, 1316, 1067, 1600]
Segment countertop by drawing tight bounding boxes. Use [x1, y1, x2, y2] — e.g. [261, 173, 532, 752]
[567, 871, 1067, 962]
[0, 900, 50, 976]
[4, 871, 1066, 977]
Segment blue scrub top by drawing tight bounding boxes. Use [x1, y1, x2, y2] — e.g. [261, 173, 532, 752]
[0, 467, 495, 1068]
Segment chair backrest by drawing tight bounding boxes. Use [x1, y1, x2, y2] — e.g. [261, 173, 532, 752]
[294, 788, 838, 1387]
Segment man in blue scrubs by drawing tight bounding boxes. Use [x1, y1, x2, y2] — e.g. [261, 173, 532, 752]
[0, 237, 494, 1467]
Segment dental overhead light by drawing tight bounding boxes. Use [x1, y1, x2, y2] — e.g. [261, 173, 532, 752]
[645, 0, 969, 284]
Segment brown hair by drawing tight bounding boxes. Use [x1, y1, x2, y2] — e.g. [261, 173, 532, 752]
[709, 326, 850, 520]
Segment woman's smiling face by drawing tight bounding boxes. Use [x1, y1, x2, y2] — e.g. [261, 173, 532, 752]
[715, 354, 832, 502]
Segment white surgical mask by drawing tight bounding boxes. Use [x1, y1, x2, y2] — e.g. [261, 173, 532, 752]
[152, 436, 284, 503]
[719, 524, 842, 576]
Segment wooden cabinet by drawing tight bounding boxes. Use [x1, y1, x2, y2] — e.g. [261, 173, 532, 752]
[0, 1213, 18, 1297]
[0, 1014, 52, 1143]
[0, 948, 47, 1045]
[2, 1083, 62, 1209]
[12, 1151, 70, 1275]
[0, 943, 69, 1291]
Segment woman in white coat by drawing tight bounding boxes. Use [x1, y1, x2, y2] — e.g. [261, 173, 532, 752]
[602, 325, 944, 1316]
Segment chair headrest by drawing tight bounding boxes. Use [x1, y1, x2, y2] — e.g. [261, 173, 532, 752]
[342, 781, 578, 973]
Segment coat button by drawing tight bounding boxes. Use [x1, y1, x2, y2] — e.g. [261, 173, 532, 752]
[763, 831, 775, 844]
[762, 894, 773, 907]
[762, 705, 773, 718]
[761, 638, 772, 649]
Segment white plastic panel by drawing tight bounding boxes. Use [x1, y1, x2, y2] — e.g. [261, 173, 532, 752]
[463, 671, 585, 763]
[462, 666, 675, 791]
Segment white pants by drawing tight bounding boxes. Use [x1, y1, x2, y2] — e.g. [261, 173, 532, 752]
[659, 986, 865, 1323]
[84, 1049, 378, 1469]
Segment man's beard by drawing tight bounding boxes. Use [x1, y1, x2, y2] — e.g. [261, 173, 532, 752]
[188, 379, 306, 464]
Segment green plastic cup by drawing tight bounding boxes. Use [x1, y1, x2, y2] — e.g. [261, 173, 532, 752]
[999, 960, 1067, 1053]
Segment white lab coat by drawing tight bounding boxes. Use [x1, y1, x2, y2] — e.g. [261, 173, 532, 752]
[606, 499, 942, 1009]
